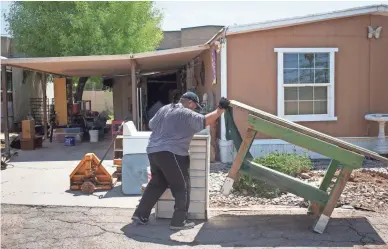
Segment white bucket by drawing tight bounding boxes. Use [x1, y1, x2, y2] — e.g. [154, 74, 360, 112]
[89, 130, 99, 142]
[218, 139, 234, 163]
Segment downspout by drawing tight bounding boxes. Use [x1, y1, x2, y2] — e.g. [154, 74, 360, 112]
[220, 27, 229, 141]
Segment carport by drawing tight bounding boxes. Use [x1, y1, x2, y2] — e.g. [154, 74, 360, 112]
[1, 44, 209, 153]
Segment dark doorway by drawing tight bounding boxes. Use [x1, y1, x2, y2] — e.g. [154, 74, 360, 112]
[146, 72, 178, 108]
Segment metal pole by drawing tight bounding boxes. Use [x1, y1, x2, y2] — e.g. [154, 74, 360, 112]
[140, 87, 143, 131]
[131, 62, 137, 128]
[42, 73, 48, 139]
[136, 87, 139, 129]
[1, 66, 10, 154]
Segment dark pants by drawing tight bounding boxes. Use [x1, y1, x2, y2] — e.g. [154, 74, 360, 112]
[134, 151, 190, 226]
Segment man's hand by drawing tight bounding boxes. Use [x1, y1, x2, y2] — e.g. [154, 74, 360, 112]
[218, 97, 230, 109]
[205, 97, 230, 126]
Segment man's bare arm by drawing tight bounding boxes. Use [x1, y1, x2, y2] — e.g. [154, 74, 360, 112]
[205, 108, 224, 126]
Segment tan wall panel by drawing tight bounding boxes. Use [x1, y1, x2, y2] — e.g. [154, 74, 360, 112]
[227, 15, 388, 139]
[369, 15, 388, 136]
[53, 78, 67, 125]
[82, 91, 113, 113]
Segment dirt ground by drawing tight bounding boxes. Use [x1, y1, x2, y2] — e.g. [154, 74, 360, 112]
[307, 169, 388, 213]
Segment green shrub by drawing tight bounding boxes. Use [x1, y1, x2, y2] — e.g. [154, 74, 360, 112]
[253, 151, 312, 176]
[233, 152, 312, 198]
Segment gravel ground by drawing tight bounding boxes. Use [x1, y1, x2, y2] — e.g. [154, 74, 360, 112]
[209, 159, 388, 212]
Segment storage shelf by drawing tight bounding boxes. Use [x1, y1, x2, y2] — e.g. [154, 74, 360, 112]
[156, 135, 210, 220]
[113, 136, 124, 159]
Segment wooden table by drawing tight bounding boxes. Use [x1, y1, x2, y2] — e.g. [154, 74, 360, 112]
[221, 100, 388, 234]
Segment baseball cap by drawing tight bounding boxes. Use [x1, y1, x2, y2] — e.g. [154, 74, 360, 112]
[181, 91, 203, 110]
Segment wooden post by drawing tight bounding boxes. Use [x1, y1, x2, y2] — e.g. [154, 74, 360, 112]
[42, 73, 48, 139]
[318, 159, 340, 192]
[131, 61, 137, 128]
[313, 167, 353, 234]
[1, 66, 10, 154]
[221, 127, 257, 196]
[308, 159, 339, 215]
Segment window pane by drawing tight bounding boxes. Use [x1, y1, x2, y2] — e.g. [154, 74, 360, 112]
[299, 101, 314, 114]
[285, 101, 298, 115]
[314, 87, 327, 100]
[315, 69, 329, 83]
[314, 101, 328, 114]
[299, 87, 313, 100]
[284, 87, 298, 100]
[299, 69, 314, 83]
[284, 53, 298, 68]
[299, 53, 314, 68]
[315, 53, 329, 69]
[284, 69, 298, 84]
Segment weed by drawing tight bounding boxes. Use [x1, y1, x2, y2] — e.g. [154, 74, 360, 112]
[233, 152, 312, 198]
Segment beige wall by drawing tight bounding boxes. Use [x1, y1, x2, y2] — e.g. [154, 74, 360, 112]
[195, 48, 221, 110]
[82, 91, 113, 114]
[12, 70, 44, 123]
[158, 26, 223, 50]
[181, 26, 223, 47]
[158, 31, 181, 50]
[226, 14, 388, 139]
[195, 47, 222, 161]
[1, 36, 12, 57]
[112, 75, 132, 120]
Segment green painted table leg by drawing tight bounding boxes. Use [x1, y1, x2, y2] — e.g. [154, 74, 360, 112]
[313, 165, 355, 234]
[308, 159, 339, 214]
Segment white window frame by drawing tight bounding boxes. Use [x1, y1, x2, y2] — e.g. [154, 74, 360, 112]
[274, 47, 339, 122]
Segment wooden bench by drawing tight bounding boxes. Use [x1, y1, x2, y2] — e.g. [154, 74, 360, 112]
[221, 100, 388, 234]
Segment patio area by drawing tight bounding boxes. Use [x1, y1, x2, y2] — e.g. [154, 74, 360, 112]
[1, 136, 142, 208]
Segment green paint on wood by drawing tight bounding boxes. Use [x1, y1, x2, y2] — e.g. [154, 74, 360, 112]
[308, 159, 340, 213]
[319, 160, 340, 192]
[241, 160, 329, 205]
[225, 108, 254, 158]
[248, 115, 364, 168]
[224, 108, 253, 170]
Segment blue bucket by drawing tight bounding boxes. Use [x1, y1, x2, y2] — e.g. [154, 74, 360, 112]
[64, 136, 76, 146]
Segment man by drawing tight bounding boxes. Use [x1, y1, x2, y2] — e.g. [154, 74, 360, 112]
[132, 92, 230, 230]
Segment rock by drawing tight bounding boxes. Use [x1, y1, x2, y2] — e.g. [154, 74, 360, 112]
[341, 205, 354, 210]
[300, 173, 311, 179]
[242, 189, 248, 195]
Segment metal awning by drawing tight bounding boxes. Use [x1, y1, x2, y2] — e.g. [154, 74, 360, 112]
[1, 44, 209, 77]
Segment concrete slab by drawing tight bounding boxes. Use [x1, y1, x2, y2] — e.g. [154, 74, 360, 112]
[1, 204, 387, 249]
[1, 138, 141, 208]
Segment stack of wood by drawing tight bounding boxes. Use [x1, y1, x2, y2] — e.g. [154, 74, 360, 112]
[20, 120, 42, 150]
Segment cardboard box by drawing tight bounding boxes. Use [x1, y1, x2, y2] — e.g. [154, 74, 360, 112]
[20, 138, 35, 150]
[22, 120, 35, 139]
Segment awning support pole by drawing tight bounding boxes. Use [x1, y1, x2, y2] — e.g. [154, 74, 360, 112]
[131, 61, 137, 128]
[1, 66, 10, 154]
[42, 73, 48, 139]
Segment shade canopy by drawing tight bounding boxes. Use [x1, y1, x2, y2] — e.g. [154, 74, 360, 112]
[1, 45, 209, 77]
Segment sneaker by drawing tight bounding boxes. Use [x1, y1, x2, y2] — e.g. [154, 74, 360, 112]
[131, 215, 149, 225]
[170, 221, 195, 230]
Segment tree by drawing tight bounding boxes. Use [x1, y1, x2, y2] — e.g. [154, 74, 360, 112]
[6, 1, 164, 99]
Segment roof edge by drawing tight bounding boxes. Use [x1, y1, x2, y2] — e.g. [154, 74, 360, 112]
[2, 44, 210, 66]
[227, 4, 388, 36]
